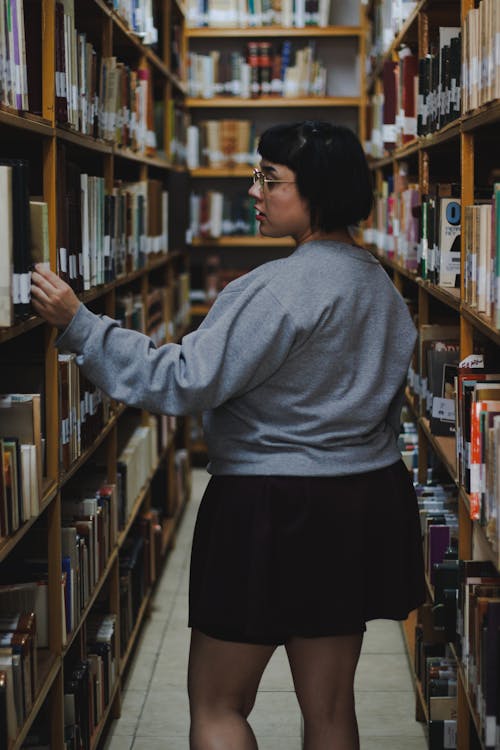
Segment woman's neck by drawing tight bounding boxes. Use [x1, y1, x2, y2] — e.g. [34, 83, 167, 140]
[294, 227, 356, 247]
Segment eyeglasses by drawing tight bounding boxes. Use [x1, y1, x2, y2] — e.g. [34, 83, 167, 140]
[251, 168, 295, 190]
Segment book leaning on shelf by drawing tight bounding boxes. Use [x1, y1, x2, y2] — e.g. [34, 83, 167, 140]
[0, 610, 37, 746]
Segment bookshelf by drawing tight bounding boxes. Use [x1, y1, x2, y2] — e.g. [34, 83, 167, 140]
[184, 0, 368, 302]
[0, 0, 192, 747]
[364, 0, 500, 747]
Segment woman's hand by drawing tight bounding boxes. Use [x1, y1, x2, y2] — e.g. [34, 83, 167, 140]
[31, 264, 81, 330]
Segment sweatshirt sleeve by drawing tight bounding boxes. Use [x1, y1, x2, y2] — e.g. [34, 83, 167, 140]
[55, 284, 297, 416]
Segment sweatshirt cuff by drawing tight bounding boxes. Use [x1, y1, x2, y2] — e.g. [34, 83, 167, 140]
[55, 303, 101, 353]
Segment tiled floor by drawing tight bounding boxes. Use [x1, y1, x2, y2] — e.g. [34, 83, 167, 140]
[103, 469, 428, 750]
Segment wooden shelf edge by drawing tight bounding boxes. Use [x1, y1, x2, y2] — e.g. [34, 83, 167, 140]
[461, 304, 500, 347]
[120, 585, 153, 674]
[0, 315, 45, 344]
[0, 108, 54, 135]
[186, 96, 361, 108]
[89, 677, 121, 750]
[0, 481, 58, 564]
[185, 24, 363, 37]
[11, 653, 59, 750]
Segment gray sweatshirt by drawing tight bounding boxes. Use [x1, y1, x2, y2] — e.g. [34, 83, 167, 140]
[57, 240, 417, 476]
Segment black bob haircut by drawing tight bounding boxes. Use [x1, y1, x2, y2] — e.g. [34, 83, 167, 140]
[257, 121, 373, 232]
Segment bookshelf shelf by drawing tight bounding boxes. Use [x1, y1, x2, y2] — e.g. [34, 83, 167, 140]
[0, 107, 54, 135]
[55, 127, 113, 154]
[120, 585, 153, 674]
[461, 304, 500, 347]
[0, 316, 45, 344]
[190, 167, 253, 178]
[185, 25, 363, 37]
[0, 481, 58, 564]
[366, 1, 500, 742]
[190, 236, 294, 247]
[113, 146, 172, 169]
[187, 96, 362, 108]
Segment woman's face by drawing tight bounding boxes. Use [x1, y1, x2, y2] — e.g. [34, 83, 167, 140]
[248, 160, 312, 244]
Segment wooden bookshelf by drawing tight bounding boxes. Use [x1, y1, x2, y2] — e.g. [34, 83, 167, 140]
[365, 0, 500, 747]
[185, 25, 363, 37]
[0, 0, 192, 747]
[187, 96, 362, 108]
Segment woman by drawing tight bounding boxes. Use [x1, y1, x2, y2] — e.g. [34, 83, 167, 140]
[31, 121, 426, 750]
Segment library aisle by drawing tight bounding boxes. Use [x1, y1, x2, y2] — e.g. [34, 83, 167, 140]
[102, 469, 427, 750]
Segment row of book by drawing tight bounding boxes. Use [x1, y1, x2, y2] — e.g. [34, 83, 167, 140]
[463, 185, 500, 326]
[187, 41, 327, 99]
[0, 393, 43, 538]
[57, 146, 169, 293]
[462, 0, 500, 114]
[61, 481, 118, 637]
[116, 288, 169, 349]
[186, 0, 332, 28]
[366, 29, 461, 157]
[186, 119, 258, 170]
[58, 352, 112, 473]
[55, 0, 156, 153]
[188, 190, 256, 240]
[117, 417, 159, 529]
[64, 613, 117, 750]
[369, 176, 500, 326]
[0, 0, 42, 114]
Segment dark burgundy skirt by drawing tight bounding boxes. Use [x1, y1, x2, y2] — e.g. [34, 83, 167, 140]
[188, 459, 426, 645]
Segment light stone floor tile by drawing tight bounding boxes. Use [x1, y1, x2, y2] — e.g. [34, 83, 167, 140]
[359, 737, 428, 749]
[102, 469, 427, 750]
[355, 653, 416, 692]
[137, 688, 191, 737]
[102, 733, 135, 750]
[363, 619, 406, 654]
[357, 691, 426, 737]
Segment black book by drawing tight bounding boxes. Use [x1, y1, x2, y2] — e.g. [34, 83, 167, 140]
[0, 159, 31, 319]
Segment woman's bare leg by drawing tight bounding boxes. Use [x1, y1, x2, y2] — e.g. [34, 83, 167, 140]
[285, 633, 364, 750]
[188, 628, 277, 750]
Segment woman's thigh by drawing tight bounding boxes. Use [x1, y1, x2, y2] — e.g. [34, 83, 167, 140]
[188, 628, 277, 717]
[285, 633, 364, 719]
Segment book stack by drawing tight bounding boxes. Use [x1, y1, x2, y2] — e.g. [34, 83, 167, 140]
[419, 183, 461, 288]
[463, 184, 500, 325]
[417, 482, 458, 588]
[0, 610, 37, 746]
[186, 0, 332, 28]
[186, 119, 257, 170]
[462, 0, 500, 114]
[188, 41, 326, 99]
[115, 292, 146, 334]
